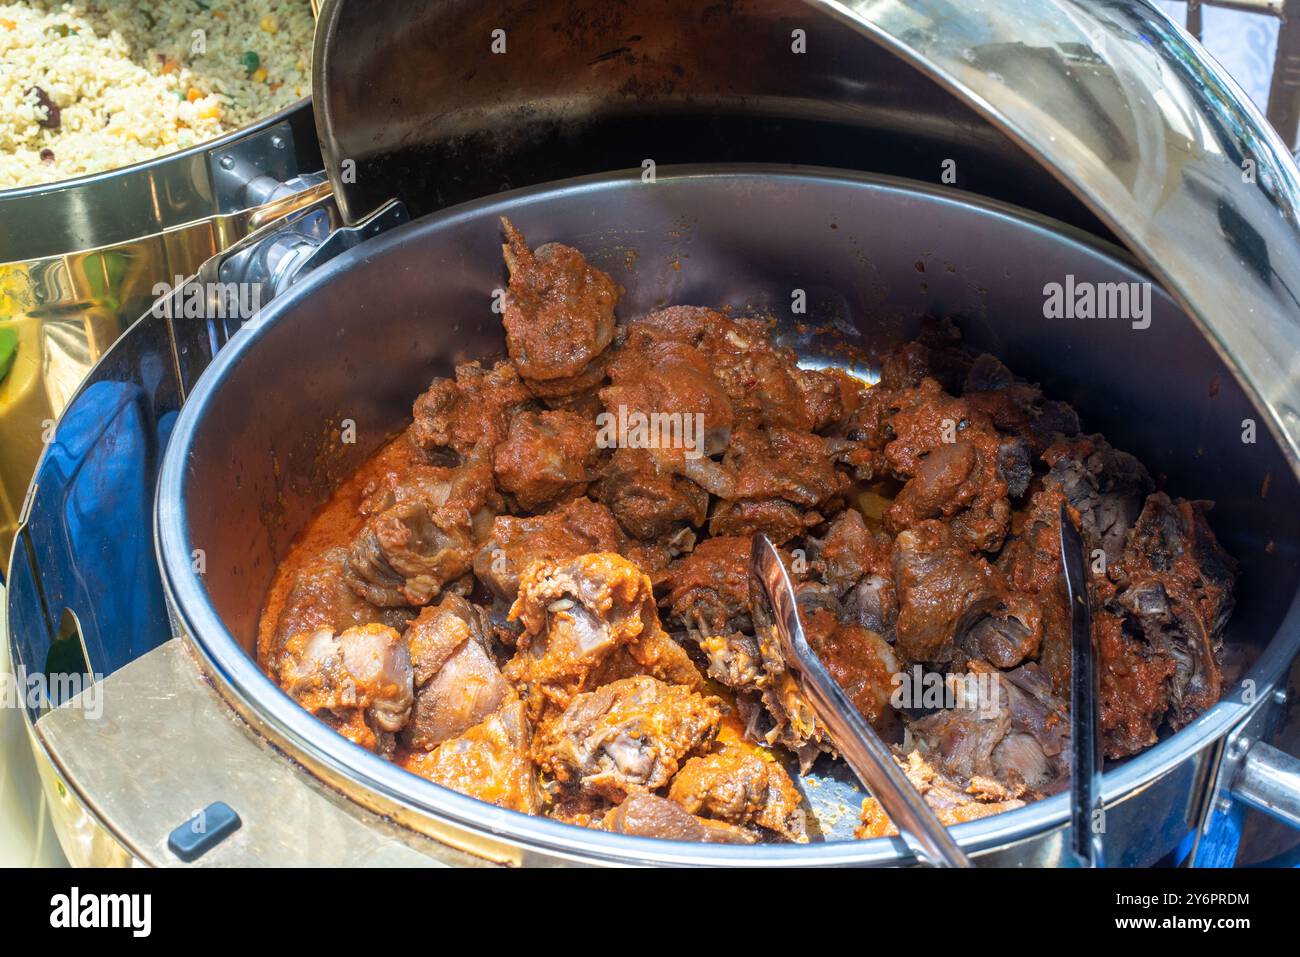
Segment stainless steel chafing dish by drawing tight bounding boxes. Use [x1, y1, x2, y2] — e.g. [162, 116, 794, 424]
[7, 0, 1300, 867]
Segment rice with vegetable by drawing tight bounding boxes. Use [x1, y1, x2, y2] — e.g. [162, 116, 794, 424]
[0, 1, 313, 190]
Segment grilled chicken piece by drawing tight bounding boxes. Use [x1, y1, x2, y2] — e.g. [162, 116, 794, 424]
[533, 675, 720, 801]
[346, 499, 476, 607]
[501, 218, 618, 398]
[402, 595, 514, 751]
[410, 360, 533, 464]
[603, 793, 757, 844]
[493, 409, 600, 510]
[474, 497, 626, 604]
[401, 699, 540, 813]
[278, 623, 414, 754]
[855, 749, 1027, 839]
[504, 553, 701, 722]
[668, 747, 807, 842]
[265, 548, 413, 673]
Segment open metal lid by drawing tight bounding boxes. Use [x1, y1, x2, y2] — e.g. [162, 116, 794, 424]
[313, 0, 1300, 473]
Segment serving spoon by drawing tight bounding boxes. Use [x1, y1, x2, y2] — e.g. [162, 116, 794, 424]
[748, 533, 972, 867]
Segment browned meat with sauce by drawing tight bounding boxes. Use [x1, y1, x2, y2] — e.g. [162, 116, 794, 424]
[402, 595, 515, 751]
[879, 379, 1013, 552]
[266, 548, 414, 673]
[856, 749, 1026, 839]
[277, 624, 414, 754]
[410, 360, 533, 464]
[533, 674, 720, 801]
[501, 218, 618, 398]
[668, 747, 807, 842]
[346, 500, 476, 607]
[1043, 433, 1153, 566]
[802, 607, 901, 735]
[474, 497, 625, 603]
[401, 699, 540, 813]
[907, 661, 1069, 802]
[493, 409, 600, 510]
[1098, 493, 1236, 755]
[598, 447, 710, 541]
[602, 334, 736, 462]
[964, 486, 1069, 674]
[662, 535, 755, 639]
[504, 553, 702, 723]
[892, 519, 1007, 663]
[961, 353, 1081, 459]
[603, 793, 757, 844]
[256, 225, 1238, 846]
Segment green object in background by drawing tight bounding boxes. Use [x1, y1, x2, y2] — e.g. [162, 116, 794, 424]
[241, 50, 260, 74]
[0, 326, 16, 385]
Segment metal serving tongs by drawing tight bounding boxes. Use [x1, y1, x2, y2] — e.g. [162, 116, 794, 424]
[749, 534, 972, 867]
[1059, 504, 1106, 867]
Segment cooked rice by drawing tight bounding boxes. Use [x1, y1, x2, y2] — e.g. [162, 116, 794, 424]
[0, 0, 314, 190]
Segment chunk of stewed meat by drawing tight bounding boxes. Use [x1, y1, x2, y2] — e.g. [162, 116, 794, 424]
[266, 548, 413, 674]
[501, 217, 618, 393]
[533, 675, 720, 801]
[278, 624, 414, 754]
[400, 699, 540, 813]
[1106, 492, 1236, 740]
[1043, 433, 1153, 567]
[668, 747, 808, 842]
[493, 409, 600, 510]
[402, 596, 514, 751]
[907, 662, 1069, 802]
[602, 334, 735, 462]
[892, 520, 1007, 663]
[346, 500, 476, 607]
[602, 793, 758, 844]
[802, 607, 901, 735]
[474, 497, 625, 603]
[597, 447, 710, 541]
[856, 749, 1026, 839]
[504, 552, 701, 722]
[410, 360, 533, 464]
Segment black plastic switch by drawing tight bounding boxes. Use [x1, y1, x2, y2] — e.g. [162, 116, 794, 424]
[167, 801, 242, 862]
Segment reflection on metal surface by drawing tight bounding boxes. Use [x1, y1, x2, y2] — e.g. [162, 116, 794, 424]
[311, 0, 1109, 235]
[0, 177, 334, 558]
[32, 638, 474, 867]
[1232, 740, 1300, 827]
[821, 0, 1300, 477]
[0, 103, 317, 263]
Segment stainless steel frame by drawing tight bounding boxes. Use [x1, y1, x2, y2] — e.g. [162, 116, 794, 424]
[152, 167, 1299, 866]
[7, 0, 1300, 866]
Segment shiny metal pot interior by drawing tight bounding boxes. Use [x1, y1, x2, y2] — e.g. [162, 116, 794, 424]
[156, 166, 1300, 865]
